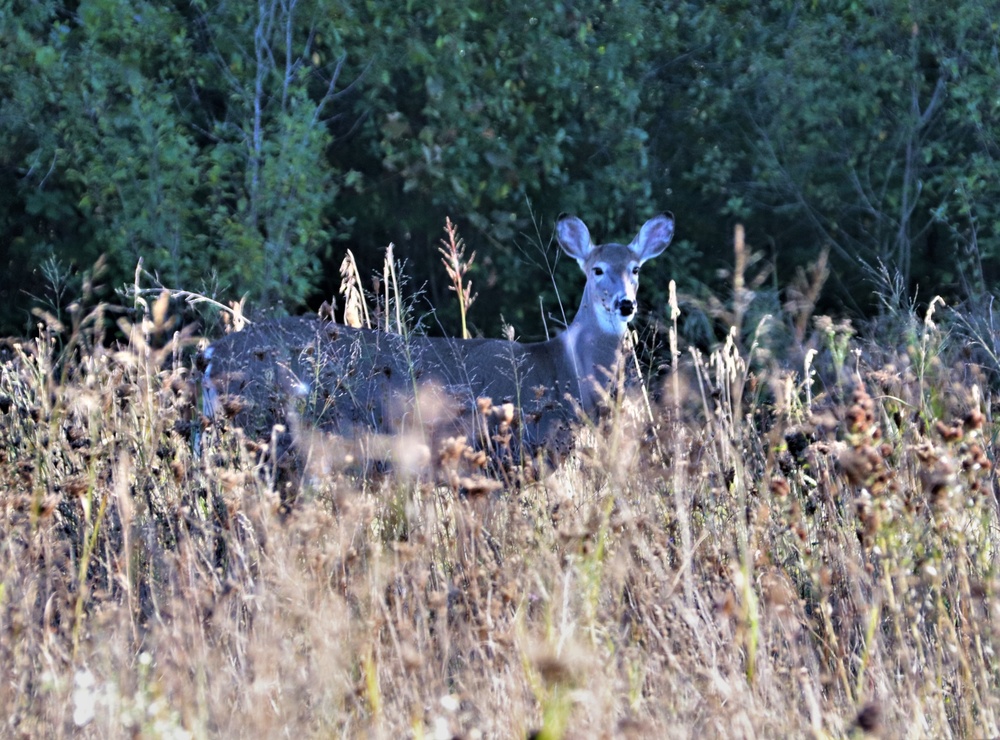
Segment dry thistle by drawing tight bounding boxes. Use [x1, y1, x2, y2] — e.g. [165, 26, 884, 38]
[458, 475, 503, 498]
[839, 446, 882, 488]
[221, 396, 248, 418]
[964, 407, 985, 431]
[531, 643, 589, 688]
[935, 419, 964, 442]
[495, 402, 515, 426]
[317, 299, 336, 321]
[64, 476, 90, 498]
[846, 385, 876, 437]
[438, 435, 470, 469]
[770, 477, 790, 498]
[464, 448, 489, 469]
[852, 701, 882, 735]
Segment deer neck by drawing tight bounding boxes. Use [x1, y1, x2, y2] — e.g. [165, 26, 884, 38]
[559, 310, 626, 412]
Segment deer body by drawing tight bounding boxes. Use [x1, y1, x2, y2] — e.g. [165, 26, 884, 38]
[201, 214, 674, 460]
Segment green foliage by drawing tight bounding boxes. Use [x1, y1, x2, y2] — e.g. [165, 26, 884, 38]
[0, 0, 345, 332]
[676, 0, 1000, 307]
[330, 1, 683, 333]
[1, 0, 998, 336]
[341, 2, 673, 227]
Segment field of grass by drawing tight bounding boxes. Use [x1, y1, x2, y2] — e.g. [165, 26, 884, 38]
[2, 261, 999, 738]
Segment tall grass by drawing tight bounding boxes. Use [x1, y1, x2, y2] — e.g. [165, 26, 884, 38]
[1, 244, 998, 738]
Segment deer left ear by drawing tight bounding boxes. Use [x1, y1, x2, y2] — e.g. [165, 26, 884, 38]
[631, 213, 674, 264]
[556, 214, 594, 267]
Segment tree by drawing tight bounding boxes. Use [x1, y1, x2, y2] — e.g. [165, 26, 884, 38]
[327, 1, 685, 334]
[668, 0, 1000, 308]
[0, 0, 349, 332]
[2, 0, 997, 337]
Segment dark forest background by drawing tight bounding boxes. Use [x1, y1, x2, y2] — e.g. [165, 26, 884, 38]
[1, 0, 997, 338]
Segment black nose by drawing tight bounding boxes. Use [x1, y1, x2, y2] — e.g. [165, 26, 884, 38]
[618, 299, 635, 317]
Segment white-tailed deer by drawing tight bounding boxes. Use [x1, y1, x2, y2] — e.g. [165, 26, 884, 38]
[200, 214, 673, 466]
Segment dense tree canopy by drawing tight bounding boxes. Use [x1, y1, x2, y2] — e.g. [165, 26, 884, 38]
[1, 0, 997, 336]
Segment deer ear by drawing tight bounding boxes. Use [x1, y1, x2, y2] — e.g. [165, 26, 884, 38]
[631, 213, 674, 263]
[556, 214, 593, 266]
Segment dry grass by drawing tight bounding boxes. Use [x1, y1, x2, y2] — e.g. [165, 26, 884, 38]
[2, 277, 1000, 739]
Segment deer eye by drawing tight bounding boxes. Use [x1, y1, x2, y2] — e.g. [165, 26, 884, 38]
[632, 266, 640, 275]
[593, 266, 604, 276]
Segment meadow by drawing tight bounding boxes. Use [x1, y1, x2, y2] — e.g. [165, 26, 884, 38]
[1, 244, 998, 739]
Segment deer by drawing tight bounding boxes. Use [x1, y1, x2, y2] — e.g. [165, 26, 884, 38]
[199, 213, 674, 471]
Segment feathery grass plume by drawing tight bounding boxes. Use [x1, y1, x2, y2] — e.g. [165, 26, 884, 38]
[338, 248, 370, 329]
[437, 217, 477, 339]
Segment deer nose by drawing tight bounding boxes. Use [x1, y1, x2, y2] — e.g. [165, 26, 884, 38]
[618, 299, 635, 317]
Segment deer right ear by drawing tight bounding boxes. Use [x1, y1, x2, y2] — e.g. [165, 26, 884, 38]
[556, 214, 593, 266]
[631, 213, 674, 263]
